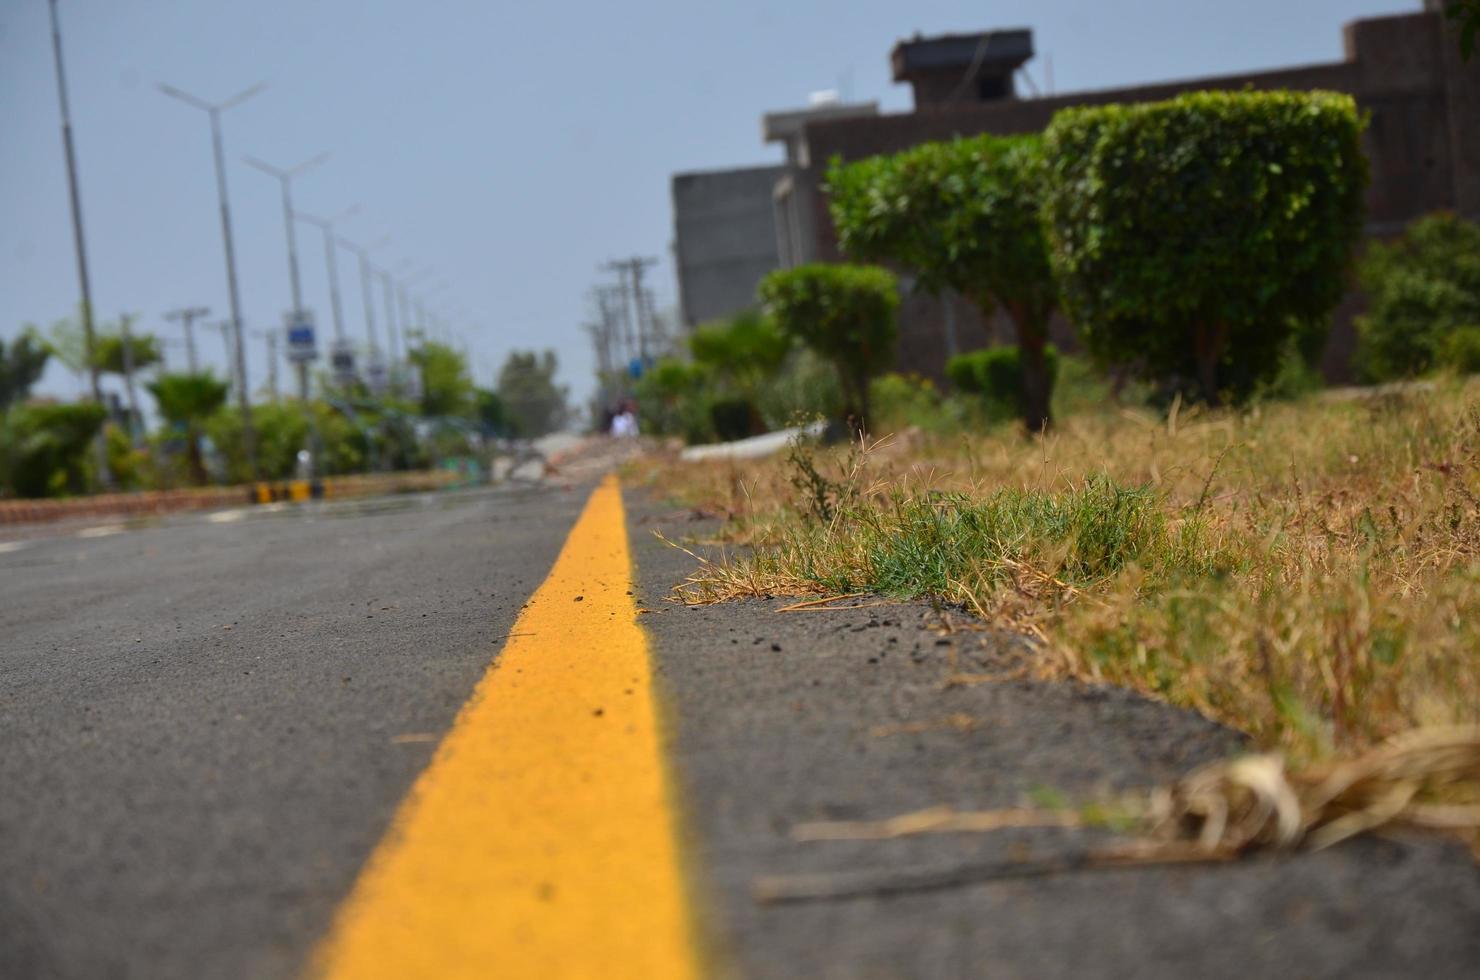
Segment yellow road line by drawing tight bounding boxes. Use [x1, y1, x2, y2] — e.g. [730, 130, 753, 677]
[310, 474, 699, 979]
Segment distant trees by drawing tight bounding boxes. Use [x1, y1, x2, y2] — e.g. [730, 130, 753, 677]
[409, 340, 475, 417]
[1357, 212, 1480, 380]
[759, 264, 898, 431]
[496, 350, 568, 437]
[828, 134, 1058, 430]
[1041, 90, 1367, 405]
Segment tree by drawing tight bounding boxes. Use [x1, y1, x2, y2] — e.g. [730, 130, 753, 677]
[408, 340, 475, 417]
[1447, 1, 1479, 60]
[1357, 212, 1480, 379]
[0, 328, 51, 413]
[828, 135, 1058, 430]
[149, 372, 228, 483]
[91, 330, 161, 375]
[1042, 90, 1367, 405]
[476, 388, 508, 436]
[758, 264, 898, 431]
[496, 350, 568, 438]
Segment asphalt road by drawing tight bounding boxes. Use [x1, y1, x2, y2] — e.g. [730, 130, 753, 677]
[2, 478, 1479, 978]
[0, 486, 587, 979]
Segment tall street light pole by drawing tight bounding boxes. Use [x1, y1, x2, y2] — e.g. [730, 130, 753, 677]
[337, 234, 390, 357]
[47, 0, 111, 487]
[245, 154, 328, 411]
[244, 152, 329, 314]
[294, 206, 358, 345]
[159, 79, 266, 480]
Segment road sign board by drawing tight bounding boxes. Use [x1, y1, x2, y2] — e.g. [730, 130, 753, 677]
[285, 310, 318, 363]
[331, 340, 357, 385]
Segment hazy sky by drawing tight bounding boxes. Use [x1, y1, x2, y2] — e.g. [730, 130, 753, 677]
[1, 0, 1420, 410]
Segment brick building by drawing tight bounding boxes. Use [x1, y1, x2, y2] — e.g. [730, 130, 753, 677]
[674, 3, 1478, 381]
[781, 4, 1480, 381]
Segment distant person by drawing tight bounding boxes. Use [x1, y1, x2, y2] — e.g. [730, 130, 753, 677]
[611, 401, 638, 438]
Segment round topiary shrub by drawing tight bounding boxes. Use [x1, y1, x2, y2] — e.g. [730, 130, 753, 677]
[1042, 89, 1367, 405]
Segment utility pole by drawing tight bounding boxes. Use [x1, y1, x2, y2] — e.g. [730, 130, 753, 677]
[244, 152, 328, 314]
[254, 328, 282, 402]
[603, 256, 659, 367]
[118, 312, 143, 449]
[164, 306, 209, 373]
[47, 0, 111, 487]
[380, 269, 400, 365]
[159, 79, 266, 479]
[293, 207, 356, 343]
[212, 320, 236, 398]
[337, 234, 389, 359]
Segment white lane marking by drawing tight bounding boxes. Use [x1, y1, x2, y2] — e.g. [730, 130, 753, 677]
[0, 541, 27, 554]
[75, 525, 126, 538]
[207, 509, 248, 523]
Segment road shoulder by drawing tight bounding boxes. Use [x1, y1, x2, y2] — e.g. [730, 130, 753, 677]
[626, 487, 1480, 980]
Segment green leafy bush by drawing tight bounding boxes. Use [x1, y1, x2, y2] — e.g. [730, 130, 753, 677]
[1356, 213, 1480, 380]
[758, 263, 898, 431]
[688, 311, 790, 390]
[1042, 89, 1367, 405]
[947, 346, 1061, 424]
[827, 134, 1057, 430]
[634, 358, 715, 444]
[0, 402, 107, 498]
[1438, 325, 1480, 374]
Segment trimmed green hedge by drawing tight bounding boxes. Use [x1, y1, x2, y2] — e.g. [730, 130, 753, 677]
[947, 346, 1061, 423]
[1042, 89, 1367, 404]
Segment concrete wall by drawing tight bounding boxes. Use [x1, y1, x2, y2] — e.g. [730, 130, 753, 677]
[791, 9, 1477, 384]
[671, 165, 786, 329]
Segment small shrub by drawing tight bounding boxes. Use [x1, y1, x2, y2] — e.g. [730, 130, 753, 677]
[709, 397, 758, 442]
[1357, 213, 1480, 381]
[758, 263, 899, 431]
[1042, 89, 1367, 405]
[947, 346, 1061, 424]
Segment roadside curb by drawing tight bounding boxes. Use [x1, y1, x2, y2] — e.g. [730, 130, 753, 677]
[0, 471, 459, 528]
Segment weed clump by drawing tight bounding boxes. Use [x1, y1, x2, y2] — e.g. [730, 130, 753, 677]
[648, 380, 1480, 763]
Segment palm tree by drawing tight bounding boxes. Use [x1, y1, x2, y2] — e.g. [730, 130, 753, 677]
[148, 372, 228, 483]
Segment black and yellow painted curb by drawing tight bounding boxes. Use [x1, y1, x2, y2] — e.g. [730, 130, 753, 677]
[249, 480, 327, 505]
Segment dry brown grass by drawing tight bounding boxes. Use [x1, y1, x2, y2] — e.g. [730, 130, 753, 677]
[630, 379, 1480, 765]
